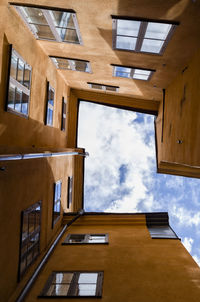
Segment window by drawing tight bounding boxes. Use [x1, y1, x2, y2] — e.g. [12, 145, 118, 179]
[61, 97, 67, 131]
[112, 16, 178, 54]
[52, 181, 62, 227]
[7, 47, 31, 116]
[18, 201, 41, 280]
[112, 64, 154, 81]
[39, 271, 103, 297]
[50, 56, 91, 73]
[45, 82, 54, 126]
[67, 176, 73, 209]
[87, 82, 119, 92]
[148, 226, 178, 239]
[62, 234, 108, 245]
[12, 4, 82, 44]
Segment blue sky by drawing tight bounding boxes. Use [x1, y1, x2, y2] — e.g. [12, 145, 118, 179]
[78, 101, 200, 266]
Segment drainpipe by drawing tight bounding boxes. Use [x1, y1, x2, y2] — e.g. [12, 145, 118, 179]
[16, 209, 84, 302]
[0, 151, 89, 161]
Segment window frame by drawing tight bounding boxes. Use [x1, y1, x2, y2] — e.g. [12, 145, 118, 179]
[50, 56, 92, 73]
[11, 3, 83, 44]
[67, 176, 73, 209]
[45, 82, 55, 126]
[52, 181, 62, 228]
[39, 271, 104, 298]
[62, 234, 109, 245]
[6, 45, 32, 117]
[61, 97, 67, 131]
[18, 201, 42, 281]
[111, 64, 155, 81]
[87, 82, 119, 92]
[112, 15, 178, 55]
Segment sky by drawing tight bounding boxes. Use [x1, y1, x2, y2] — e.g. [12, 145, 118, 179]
[77, 101, 200, 266]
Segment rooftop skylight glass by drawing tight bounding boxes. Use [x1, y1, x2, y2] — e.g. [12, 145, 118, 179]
[88, 82, 119, 92]
[112, 17, 177, 54]
[112, 65, 154, 81]
[12, 4, 82, 44]
[50, 57, 91, 73]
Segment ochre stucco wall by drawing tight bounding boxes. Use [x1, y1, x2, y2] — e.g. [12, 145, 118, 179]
[156, 47, 200, 177]
[13, 214, 200, 302]
[0, 0, 70, 149]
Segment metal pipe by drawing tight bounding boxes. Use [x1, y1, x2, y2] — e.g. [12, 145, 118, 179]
[0, 151, 89, 161]
[16, 209, 84, 302]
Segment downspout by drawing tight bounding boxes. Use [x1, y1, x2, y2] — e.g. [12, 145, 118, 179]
[16, 209, 84, 302]
[0, 151, 89, 161]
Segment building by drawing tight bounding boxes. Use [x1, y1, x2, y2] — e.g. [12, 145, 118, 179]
[0, 0, 200, 301]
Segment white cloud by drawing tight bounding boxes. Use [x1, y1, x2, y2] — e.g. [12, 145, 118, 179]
[171, 206, 200, 227]
[182, 237, 194, 253]
[192, 254, 200, 267]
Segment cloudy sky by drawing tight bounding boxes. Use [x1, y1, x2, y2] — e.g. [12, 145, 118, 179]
[78, 100, 200, 266]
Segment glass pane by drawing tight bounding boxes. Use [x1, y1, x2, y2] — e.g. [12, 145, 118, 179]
[17, 59, 24, 84]
[24, 7, 47, 25]
[141, 39, 164, 53]
[22, 93, 29, 114]
[52, 272, 73, 284]
[91, 84, 102, 89]
[48, 88, 54, 102]
[28, 211, 35, 233]
[51, 11, 75, 28]
[22, 212, 28, 240]
[133, 74, 149, 80]
[47, 284, 69, 296]
[114, 66, 131, 78]
[74, 60, 88, 72]
[117, 20, 141, 36]
[56, 28, 79, 43]
[63, 101, 66, 114]
[20, 257, 26, 275]
[57, 183, 61, 198]
[79, 273, 98, 284]
[8, 84, 15, 109]
[27, 250, 33, 266]
[55, 58, 70, 69]
[47, 108, 53, 125]
[10, 53, 18, 79]
[15, 88, 22, 112]
[134, 69, 150, 75]
[88, 235, 106, 243]
[106, 86, 117, 92]
[78, 284, 96, 296]
[69, 234, 85, 243]
[24, 66, 31, 89]
[145, 22, 171, 40]
[116, 36, 137, 50]
[32, 24, 55, 40]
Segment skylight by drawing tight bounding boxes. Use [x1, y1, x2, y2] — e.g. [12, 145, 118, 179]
[50, 56, 91, 73]
[87, 82, 119, 92]
[112, 16, 178, 54]
[112, 65, 154, 81]
[12, 4, 82, 44]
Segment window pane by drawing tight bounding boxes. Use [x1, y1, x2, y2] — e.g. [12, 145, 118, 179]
[145, 22, 171, 40]
[56, 58, 70, 69]
[116, 36, 137, 50]
[133, 74, 149, 80]
[69, 234, 85, 243]
[141, 39, 164, 53]
[134, 69, 150, 75]
[52, 272, 73, 284]
[74, 60, 88, 72]
[15, 88, 22, 112]
[24, 7, 47, 25]
[78, 273, 98, 284]
[24, 66, 31, 89]
[51, 11, 75, 28]
[47, 284, 69, 296]
[117, 20, 141, 36]
[10, 54, 18, 79]
[47, 108, 53, 125]
[33, 24, 55, 40]
[22, 93, 29, 114]
[78, 284, 96, 296]
[91, 84, 102, 89]
[56, 28, 79, 43]
[8, 84, 15, 109]
[17, 59, 24, 84]
[114, 66, 131, 78]
[106, 86, 117, 92]
[88, 235, 106, 243]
